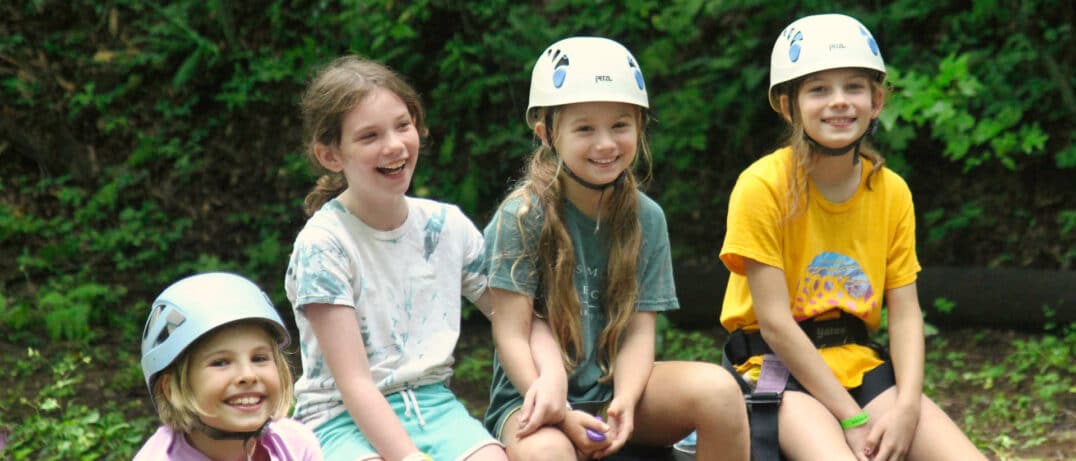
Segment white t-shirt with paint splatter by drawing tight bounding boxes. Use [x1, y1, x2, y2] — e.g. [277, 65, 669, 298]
[285, 197, 487, 429]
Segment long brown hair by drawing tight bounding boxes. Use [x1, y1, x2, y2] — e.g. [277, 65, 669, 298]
[299, 55, 428, 216]
[774, 73, 888, 221]
[501, 105, 651, 381]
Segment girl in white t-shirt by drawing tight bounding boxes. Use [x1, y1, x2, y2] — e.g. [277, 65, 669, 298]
[285, 55, 559, 461]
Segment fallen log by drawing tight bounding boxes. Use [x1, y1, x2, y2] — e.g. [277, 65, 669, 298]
[669, 262, 1076, 331]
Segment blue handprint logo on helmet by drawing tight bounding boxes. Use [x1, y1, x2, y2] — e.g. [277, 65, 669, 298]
[628, 56, 645, 90]
[860, 27, 879, 56]
[784, 27, 805, 63]
[547, 48, 571, 89]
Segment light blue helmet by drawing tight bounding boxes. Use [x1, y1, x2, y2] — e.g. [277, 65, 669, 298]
[140, 272, 289, 401]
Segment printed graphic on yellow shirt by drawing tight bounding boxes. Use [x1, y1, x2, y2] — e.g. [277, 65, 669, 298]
[792, 252, 876, 321]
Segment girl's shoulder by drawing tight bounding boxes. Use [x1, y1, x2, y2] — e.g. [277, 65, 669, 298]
[494, 191, 542, 220]
[267, 417, 320, 448]
[298, 199, 350, 234]
[742, 147, 792, 178]
[865, 161, 913, 199]
[635, 190, 666, 219]
[133, 426, 203, 461]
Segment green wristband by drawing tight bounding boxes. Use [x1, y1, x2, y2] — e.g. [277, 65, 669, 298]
[840, 411, 869, 429]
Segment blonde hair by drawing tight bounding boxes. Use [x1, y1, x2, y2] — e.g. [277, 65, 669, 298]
[502, 105, 651, 381]
[152, 321, 294, 433]
[299, 55, 428, 216]
[774, 71, 888, 221]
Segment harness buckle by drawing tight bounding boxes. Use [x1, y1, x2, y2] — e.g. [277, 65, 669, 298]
[746, 391, 783, 408]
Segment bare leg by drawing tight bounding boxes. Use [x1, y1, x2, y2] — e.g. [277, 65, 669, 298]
[777, 390, 858, 461]
[462, 443, 510, 461]
[500, 409, 583, 461]
[630, 361, 750, 461]
[864, 388, 988, 460]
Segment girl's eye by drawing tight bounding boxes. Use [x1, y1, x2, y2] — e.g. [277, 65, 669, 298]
[397, 121, 412, 130]
[359, 132, 377, 141]
[252, 354, 272, 363]
[210, 359, 228, 367]
[574, 125, 593, 133]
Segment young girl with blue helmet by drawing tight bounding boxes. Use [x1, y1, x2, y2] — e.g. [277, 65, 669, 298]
[136, 272, 322, 461]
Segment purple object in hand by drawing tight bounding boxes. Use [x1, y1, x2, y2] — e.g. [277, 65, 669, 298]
[586, 416, 607, 442]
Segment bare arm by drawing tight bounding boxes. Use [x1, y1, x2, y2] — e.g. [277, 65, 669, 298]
[474, 280, 563, 378]
[472, 288, 496, 321]
[745, 260, 862, 420]
[747, 259, 874, 459]
[488, 287, 542, 396]
[611, 311, 656, 409]
[305, 304, 418, 460]
[516, 315, 570, 435]
[884, 283, 924, 407]
[529, 317, 565, 378]
[595, 311, 655, 457]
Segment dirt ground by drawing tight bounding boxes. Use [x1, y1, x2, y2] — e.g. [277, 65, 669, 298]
[2, 325, 1072, 460]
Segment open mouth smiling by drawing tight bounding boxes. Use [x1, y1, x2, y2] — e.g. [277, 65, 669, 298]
[376, 160, 406, 175]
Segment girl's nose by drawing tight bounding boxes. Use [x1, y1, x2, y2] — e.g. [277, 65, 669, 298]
[385, 131, 407, 155]
[830, 89, 849, 107]
[235, 361, 258, 385]
[595, 130, 616, 151]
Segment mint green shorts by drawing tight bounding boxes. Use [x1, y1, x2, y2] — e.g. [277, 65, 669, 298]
[314, 383, 502, 461]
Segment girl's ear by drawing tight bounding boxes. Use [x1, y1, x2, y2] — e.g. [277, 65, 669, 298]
[313, 143, 343, 172]
[158, 373, 175, 403]
[533, 121, 549, 146]
[778, 95, 794, 122]
[871, 86, 886, 117]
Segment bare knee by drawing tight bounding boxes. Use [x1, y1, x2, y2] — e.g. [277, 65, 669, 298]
[463, 444, 510, 461]
[682, 362, 745, 413]
[504, 428, 577, 461]
[779, 392, 857, 461]
[655, 362, 746, 432]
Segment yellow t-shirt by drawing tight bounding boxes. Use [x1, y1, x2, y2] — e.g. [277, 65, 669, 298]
[720, 147, 921, 388]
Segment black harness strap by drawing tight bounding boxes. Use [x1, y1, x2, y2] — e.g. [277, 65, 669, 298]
[725, 312, 870, 365]
[723, 313, 880, 461]
[722, 346, 785, 461]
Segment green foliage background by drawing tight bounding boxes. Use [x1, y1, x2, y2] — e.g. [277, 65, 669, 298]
[0, 0, 1074, 457]
[3, 0, 1072, 343]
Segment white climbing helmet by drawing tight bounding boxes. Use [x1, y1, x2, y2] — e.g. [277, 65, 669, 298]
[527, 36, 648, 117]
[140, 272, 289, 404]
[768, 14, 886, 112]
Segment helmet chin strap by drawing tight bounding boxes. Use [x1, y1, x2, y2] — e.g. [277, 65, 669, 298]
[195, 418, 270, 441]
[563, 167, 627, 190]
[803, 118, 879, 165]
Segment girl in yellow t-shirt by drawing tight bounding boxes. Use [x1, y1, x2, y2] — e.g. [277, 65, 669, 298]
[719, 13, 986, 461]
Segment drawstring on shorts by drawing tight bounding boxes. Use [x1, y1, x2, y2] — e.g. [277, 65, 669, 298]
[401, 387, 427, 428]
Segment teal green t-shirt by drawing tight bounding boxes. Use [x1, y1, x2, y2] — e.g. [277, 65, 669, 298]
[482, 191, 679, 436]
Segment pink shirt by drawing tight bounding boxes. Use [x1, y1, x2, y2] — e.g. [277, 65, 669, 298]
[133, 419, 322, 461]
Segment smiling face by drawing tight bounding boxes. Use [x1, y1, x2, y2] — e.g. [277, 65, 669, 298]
[545, 101, 639, 191]
[187, 322, 281, 433]
[791, 68, 883, 150]
[316, 87, 420, 207]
